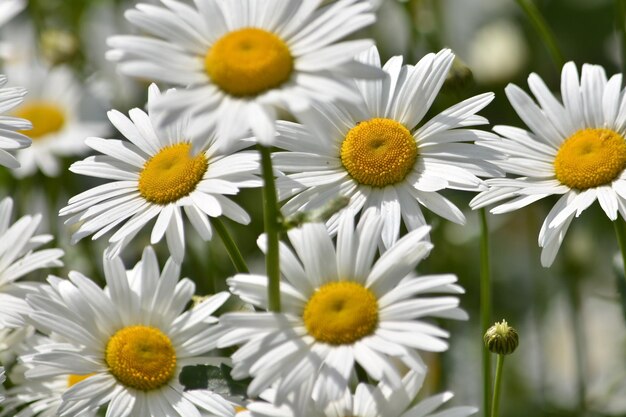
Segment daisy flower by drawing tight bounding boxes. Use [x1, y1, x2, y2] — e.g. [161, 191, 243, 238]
[218, 213, 467, 406]
[1, 23, 108, 177]
[240, 371, 476, 417]
[106, 0, 381, 144]
[3, 60, 108, 178]
[0, 196, 64, 328]
[470, 63, 626, 266]
[60, 84, 260, 262]
[0, 334, 98, 417]
[24, 246, 234, 417]
[0, 75, 30, 168]
[273, 46, 501, 247]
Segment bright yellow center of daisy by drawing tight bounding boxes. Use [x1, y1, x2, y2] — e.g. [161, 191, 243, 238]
[303, 281, 379, 345]
[138, 143, 208, 205]
[67, 373, 95, 388]
[341, 118, 418, 187]
[105, 325, 177, 391]
[14, 101, 65, 139]
[204, 28, 294, 97]
[554, 128, 626, 190]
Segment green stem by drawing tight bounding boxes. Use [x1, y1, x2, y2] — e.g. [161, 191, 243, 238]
[514, 0, 565, 70]
[258, 145, 281, 312]
[615, 219, 626, 288]
[490, 355, 505, 417]
[618, 0, 626, 75]
[479, 208, 492, 417]
[211, 217, 249, 274]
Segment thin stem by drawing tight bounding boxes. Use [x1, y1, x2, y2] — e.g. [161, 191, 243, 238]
[616, 219, 626, 289]
[514, 0, 565, 70]
[211, 217, 249, 274]
[479, 208, 492, 417]
[258, 145, 281, 312]
[618, 0, 626, 75]
[490, 355, 505, 417]
[564, 276, 587, 411]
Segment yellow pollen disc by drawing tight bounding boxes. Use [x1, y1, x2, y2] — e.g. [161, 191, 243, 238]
[341, 118, 418, 187]
[204, 28, 293, 97]
[138, 143, 208, 205]
[13, 101, 65, 139]
[105, 325, 177, 391]
[234, 406, 248, 414]
[303, 281, 379, 345]
[67, 373, 95, 388]
[554, 128, 626, 190]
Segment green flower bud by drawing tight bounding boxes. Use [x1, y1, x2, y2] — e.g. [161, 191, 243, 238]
[484, 320, 519, 355]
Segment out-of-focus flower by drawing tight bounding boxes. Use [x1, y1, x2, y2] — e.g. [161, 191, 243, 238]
[107, 0, 381, 144]
[472, 63, 626, 266]
[274, 46, 500, 248]
[467, 19, 528, 84]
[24, 246, 234, 417]
[219, 213, 467, 407]
[0, 0, 25, 27]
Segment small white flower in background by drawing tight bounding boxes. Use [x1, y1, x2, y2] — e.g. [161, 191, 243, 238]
[60, 84, 260, 262]
[238, 370, 476, 417]
[0, 366, 4, 403]
[471, 63, 626, 266]
[274, 46, 501, 248]
[0, 197, 64, 328]
[107, 0, 382, 144]
[0, 75, 30, 168]
[24, 246, 234, 417]
[219, 212, 467, 407]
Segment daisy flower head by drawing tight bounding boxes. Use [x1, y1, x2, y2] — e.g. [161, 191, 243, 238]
[274, 46, 501, 248]
[219, 212, 468, 407]
[2, 59, 108, 177]
[0, 75, 30, 168]
[24, 246, 234, 417]
[60, 84, 260, 262]
[0, 334, 98, 417]
[106, 0, 382, 144]
[241, 371, 477, 417]
[471, 63, 626, 267]
[0, 196, 64, 328]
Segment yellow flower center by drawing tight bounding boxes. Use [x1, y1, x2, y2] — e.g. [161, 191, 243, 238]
[554, 128, 626, 190]
[340, 118, 418, 187]
[105, 325, 177, 391]
[13, 101, 65, 139]
[303, 281, 378, 345]
[204, 28, 293, 97]
[67, 373, 95, 388]
[138, 143, 208, 205]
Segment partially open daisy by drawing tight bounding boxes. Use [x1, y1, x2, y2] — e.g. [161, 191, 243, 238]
[0, 196, 64, 328]
[471, 63, 626, 266]
[218, 213, 467, 406]
[60, 84, 260, 262]
[274, 46, 500, 247]
[2, 58, 108, 177]
[106, 0, 381, 144]
[0, 75, 31, 168]
[240, 371, 476, 417]
[24, 246, 234, 417]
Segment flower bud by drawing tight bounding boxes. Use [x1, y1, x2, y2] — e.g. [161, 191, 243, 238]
[484, 320, 519, 355]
